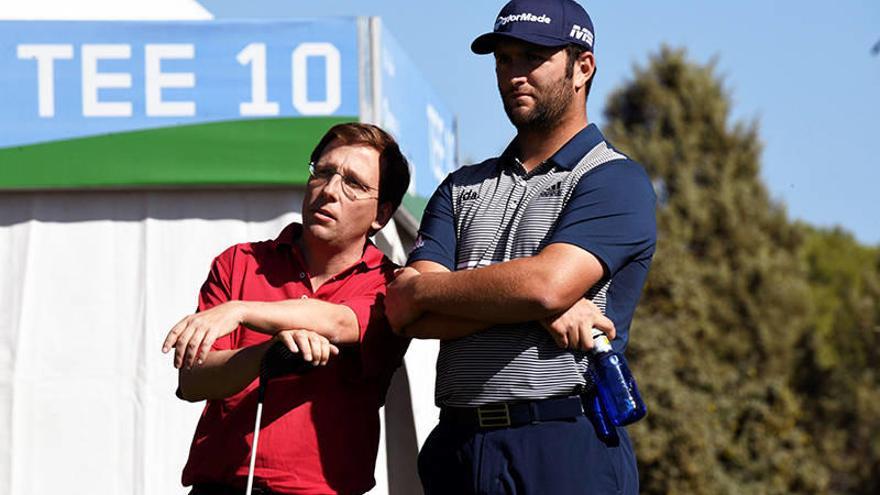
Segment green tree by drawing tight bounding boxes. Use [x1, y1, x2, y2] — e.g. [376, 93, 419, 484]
[603, 47, 830, 494]
[794, 225, 880, 494]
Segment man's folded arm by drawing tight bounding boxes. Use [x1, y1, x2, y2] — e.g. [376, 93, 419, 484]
[176, 340, 272, 402]
[164, 298, 361, 370]
[238, 299, 360, 344]
[394, 260, 491, 340]
[407, 243, 605, 323]
[398, 312, 491, 340]
[395, 259, 616, 352]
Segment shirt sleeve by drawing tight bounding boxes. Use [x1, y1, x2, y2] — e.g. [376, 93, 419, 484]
[196, 246, 236, 351]
[337, 278, 387, 345]
[338, 268, 410, 388]
[407, 174, 456, 270]
[547, 160, 657, 277]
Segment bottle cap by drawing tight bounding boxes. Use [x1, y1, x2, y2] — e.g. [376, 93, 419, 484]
[591, 328, 612, 353]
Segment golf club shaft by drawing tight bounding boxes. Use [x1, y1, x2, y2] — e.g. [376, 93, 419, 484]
[245, 401, 263, 495]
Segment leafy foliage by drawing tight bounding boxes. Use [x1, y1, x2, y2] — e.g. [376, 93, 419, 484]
[603, 47, 879, 494]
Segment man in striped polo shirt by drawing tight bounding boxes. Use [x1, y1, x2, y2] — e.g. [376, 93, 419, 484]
[386, 0, 656, 493]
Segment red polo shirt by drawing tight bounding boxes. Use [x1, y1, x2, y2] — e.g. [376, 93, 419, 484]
[181, 223, 409, 495]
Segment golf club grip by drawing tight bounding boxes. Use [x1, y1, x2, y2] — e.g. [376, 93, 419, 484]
[260, 340, 312, 382]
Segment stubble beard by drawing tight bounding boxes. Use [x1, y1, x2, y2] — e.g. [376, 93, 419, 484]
[503, 75, 575, 132]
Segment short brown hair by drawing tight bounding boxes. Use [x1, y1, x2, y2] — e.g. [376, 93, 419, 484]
[565, 44, 595, 101]
[310, 122, 411, 212]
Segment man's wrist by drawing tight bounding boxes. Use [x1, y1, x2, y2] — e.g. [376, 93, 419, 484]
[231, 300, 250, 326]
[409, 273, 429, 314]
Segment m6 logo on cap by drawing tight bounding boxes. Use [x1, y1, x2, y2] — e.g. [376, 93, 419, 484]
[569, 24, 593, 46]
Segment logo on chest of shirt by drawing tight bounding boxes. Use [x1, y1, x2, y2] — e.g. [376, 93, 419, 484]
[458, 189, 480, 202]
[538, 181, 563, 198]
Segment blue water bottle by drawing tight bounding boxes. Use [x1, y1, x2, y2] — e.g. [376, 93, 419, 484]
[590, 329, 647, 426]
[584, 392, 619, 444]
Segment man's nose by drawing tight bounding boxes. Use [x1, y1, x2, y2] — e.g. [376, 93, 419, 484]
[500, 66, 529, 86]
[509, 72, 528, 85]
[320, 172, 345, 199]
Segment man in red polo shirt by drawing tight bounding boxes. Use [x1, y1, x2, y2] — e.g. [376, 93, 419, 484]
[161, 123, 411, 495]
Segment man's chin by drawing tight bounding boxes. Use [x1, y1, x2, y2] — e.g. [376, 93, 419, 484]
[304, 222, 334, 241]
[504, 108, 536, 128]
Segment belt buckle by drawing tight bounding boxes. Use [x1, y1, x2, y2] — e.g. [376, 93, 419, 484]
[477, 403, 511, 428]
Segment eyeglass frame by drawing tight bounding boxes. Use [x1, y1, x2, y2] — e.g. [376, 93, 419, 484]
[307, 162, 381, 201]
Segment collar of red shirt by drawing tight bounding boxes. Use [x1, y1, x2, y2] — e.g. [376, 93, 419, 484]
[270, 222, 387, 271]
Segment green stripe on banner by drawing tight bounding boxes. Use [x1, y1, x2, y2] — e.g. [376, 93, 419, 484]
[401, 194, 430, 223]
[0, 117, 354, 189]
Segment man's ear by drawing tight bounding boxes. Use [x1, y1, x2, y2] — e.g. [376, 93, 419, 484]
[574, 51, 595, 90]
[371, 202, 394, 234]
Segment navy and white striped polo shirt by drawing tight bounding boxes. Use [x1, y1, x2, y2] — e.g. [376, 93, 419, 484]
[409, 124, 657, 407]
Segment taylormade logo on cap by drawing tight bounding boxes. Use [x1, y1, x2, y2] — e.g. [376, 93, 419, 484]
[495, 12, 552, 28]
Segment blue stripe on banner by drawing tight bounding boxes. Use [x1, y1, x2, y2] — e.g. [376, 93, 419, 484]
[0, 20, 360, 148]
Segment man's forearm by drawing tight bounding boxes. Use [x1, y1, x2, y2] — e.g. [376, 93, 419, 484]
[405, 244, 604, 323]
[165, 298, 360, 371]
[398, 312, 490, 340]
[411, 262, 588, 323]
[239, 299, 360, 344]
[177, 340, 272, 402]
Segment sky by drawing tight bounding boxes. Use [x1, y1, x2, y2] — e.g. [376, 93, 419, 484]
[207, 1, 878, 244]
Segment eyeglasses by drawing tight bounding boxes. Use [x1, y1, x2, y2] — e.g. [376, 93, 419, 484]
[308, 162, 380, 201]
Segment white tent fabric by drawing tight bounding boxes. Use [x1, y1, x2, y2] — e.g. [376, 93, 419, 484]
[0, 189, 412, 494]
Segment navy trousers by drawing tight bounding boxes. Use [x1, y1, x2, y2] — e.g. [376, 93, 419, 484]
[417, 415, 638, 495]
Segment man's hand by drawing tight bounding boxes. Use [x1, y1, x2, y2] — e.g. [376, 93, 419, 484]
[385, 267, 424, 332]
[275, 329, 339, 366]
[540, 298, 616, 352]
[162, 301, 246, 369]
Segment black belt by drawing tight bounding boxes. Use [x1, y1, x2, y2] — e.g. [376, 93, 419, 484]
[440, 396, 584, 429]
[191, 483, 277, 495]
